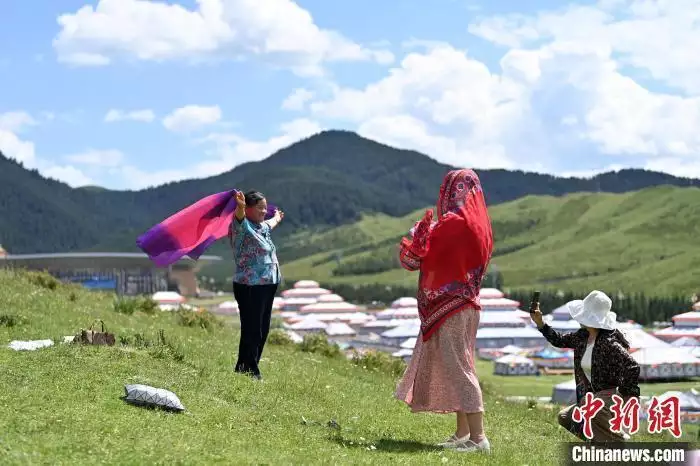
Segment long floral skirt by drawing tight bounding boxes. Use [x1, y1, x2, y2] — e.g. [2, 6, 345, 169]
[395, 308, 484, 413]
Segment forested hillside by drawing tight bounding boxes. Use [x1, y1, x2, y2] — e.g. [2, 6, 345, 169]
[2, 130, 699, 254]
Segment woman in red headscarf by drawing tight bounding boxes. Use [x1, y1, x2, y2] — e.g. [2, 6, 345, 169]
[395, 169, 494, 454]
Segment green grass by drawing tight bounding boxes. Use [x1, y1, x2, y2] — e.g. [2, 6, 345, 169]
[250, 186, 700, 295]
[0, 270, 695, 465]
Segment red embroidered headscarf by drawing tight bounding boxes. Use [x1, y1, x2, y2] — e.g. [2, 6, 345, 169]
[398, 169, 494, 341]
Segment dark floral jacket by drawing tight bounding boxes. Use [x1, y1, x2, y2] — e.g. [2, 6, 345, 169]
[538, 324, 641, 405]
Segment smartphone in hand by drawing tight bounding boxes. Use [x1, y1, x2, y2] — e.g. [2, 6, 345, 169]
[529, 291, 540, 313]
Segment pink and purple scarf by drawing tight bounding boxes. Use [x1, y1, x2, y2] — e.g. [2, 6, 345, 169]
[136, 189, 276, 267]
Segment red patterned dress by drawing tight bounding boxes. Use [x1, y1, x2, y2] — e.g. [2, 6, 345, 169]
[395, 169, 494, 413]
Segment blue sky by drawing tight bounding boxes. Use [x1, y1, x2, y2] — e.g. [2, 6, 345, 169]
[2, 0, 700, 190]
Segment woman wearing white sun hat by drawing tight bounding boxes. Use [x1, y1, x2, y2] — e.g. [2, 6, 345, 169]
[531, 290, 640, 442]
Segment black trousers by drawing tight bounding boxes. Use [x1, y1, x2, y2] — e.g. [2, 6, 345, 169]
[232, 282, 278, 377]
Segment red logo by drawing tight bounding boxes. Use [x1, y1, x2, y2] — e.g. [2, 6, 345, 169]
[609, 395, 640, 435]
[572, 392, 605, 440]
[647, 395, 682, 438]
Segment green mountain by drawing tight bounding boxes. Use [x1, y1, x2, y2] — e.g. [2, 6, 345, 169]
[1, 130, 699, 257]
[256, 185, 700, 296]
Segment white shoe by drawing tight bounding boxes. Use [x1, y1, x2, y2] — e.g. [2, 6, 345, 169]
[453, 437, 491, 453]
[437, 434, 469, 447]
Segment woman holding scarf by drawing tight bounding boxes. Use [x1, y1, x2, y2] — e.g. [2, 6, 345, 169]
[395, 169, 494, 454]
[229, 190, 284, 381]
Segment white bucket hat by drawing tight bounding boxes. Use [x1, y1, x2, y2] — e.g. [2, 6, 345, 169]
[567, 290, 617, 331]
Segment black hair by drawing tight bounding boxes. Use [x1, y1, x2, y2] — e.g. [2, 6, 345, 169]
[244, 190, 265, 207]
[228, 190, 266, 250]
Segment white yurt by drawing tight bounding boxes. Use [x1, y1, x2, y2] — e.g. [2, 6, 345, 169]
[317, 294, 345, 303]
[391, 297, 418, 308]
[549, 304, 572, 321]
[381, 322, 421, 346]
[217, 300, 239, 314]
[294, 280, 321, 288]
[152, 291, 185, 304]
[622, 328, 671, 350]
[272, 297, 286, 310]
[479, 311, 528, 328]
[479, 288, 504, 299]
[672, 311, 700, 328]
[323, 322, 357, 337]
[285, 330, 304, 343]
[300, 312, 370, 323]
[672, 337, 700, 347]
[632, 347, 700, 380]
[400, 337, 417, 349]
[288, 316, 328, 333]
[479, 297, 522, 312]
[551, 379, 577, 405]
[493, 354, 538, 376]
[281, 297, 318, 311]
[375, 307, 419, 320]
[616, 321, 643, 330]
[392, 348, 414, 361]
[299, 301, 359, 314]
[475, 326, 546, 349]
[500, 344, 524, 354]
[281, 287, 331, 298]
[543, 317, 581, 332]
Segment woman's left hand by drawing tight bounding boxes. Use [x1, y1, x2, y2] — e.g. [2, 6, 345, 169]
[275, 209, 284, 222]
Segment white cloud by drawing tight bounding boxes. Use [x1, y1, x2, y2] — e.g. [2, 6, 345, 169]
[308, 44, 528, 168]
[301, 2, 700, 176]
[0, 111, 37, 133]
[0, 111, 94, 187]
[53, 0, 393, 76]
[66, 149, 125, 167]
[105, 109, 155, 123]
[162, 105, 222, 133]
[0, 112, 38, 166]
[468, 0, 700, 95]
[0, 130, 37, 167]
[116, 118, 322, 189]
[282, 88, 314, 111]
[644, 158, 700, 179]
[42, 165, 94, 187]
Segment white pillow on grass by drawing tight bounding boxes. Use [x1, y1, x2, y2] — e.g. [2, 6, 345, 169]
[123, 384, 185, 412]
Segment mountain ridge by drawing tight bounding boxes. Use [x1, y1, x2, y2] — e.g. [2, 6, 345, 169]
[2, 129, 700, 254]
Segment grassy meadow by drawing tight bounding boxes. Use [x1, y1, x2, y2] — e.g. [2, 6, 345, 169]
[0, 270, 697, 465]
[199, 186, 700, 296]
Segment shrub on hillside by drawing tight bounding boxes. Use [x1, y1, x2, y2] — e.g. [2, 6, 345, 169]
[119, 330, 185, 362]
[24, 271, 61, 290]
[299, 333, 342, 358]
[350, 349, 406, 378]
[176, 309, 223, 331]
[331, 245, 400, 276]
[267, 329, 294, 346]
[270, 317, 285, 330]
[113, 296, 159, 315]
[0, 313, 28, 327]
[150, 329, 185, 362]
[119, 332, 154, 348]
[113, 297, 139, 315]
[138, 297, 159, 315]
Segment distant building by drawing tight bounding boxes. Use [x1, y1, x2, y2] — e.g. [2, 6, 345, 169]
[0, 250, 221, 297]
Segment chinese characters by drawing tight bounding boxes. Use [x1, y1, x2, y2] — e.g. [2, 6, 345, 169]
[572, 393, 681, 440]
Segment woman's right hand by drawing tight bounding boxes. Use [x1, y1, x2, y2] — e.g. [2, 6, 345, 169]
[531, 303, 544, 328]
[235, 191, 245, 208]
